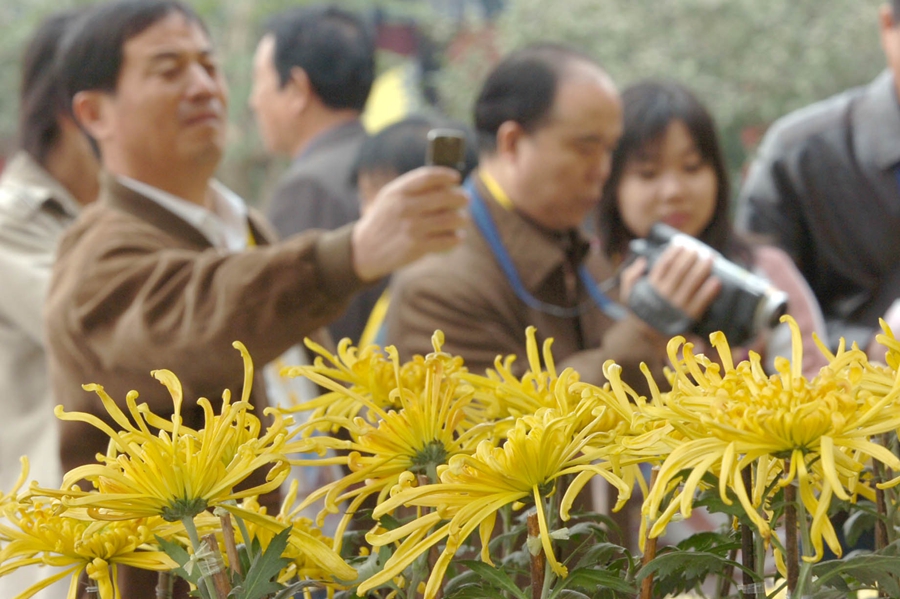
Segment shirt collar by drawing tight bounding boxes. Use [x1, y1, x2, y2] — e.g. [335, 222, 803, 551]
[116, 175, 249, 251]
[0, 151, 83, 218]
[855, 70, 900, 172]
[471, 171, 592, 291]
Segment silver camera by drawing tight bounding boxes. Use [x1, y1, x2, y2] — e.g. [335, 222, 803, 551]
[628, 223, 788, 346]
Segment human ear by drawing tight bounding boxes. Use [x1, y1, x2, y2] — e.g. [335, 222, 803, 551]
[286, 66, 312, 114]
[495, 120, 525, 162]
[72, 91, 114, 143]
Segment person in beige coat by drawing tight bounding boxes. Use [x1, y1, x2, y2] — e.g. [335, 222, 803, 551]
[0, 9, 99, 599]
[386, 44, 720, 393]
[44, 2, 466, 597]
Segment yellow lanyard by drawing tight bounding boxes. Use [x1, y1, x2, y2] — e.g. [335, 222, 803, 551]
[479, 171, 514, 211]
[359, 289, 392, 347]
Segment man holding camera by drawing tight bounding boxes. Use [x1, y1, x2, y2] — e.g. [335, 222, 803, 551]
[44, 3, 466, 595]
[385, 44, 720, 391]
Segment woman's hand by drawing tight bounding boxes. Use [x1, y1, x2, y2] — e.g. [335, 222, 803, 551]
[621, 244, 721, 329]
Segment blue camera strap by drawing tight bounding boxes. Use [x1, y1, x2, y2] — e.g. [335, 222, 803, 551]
[463, 176, 626, 320]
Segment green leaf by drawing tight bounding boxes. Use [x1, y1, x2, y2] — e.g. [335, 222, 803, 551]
[553, 591, 590, 599]
[458, 560, 529, 599]
[443, 582, 510, 599]
[842, 502, 877, 548]
[636, 550, 754, 597]
[155, 534, 201, 588]
[674, 531, 740, 555]
[812, 552, 900, 595]
[564, 520, 612, 541]
[377, 513, 404, 531]
[573, 542, 629, 571]
[230, 526, 292, 599]
[550, 567, 635, 597]
[442, 568, 481, 597]
[271, 579, 324, 599]
[343, 545, 394, 587]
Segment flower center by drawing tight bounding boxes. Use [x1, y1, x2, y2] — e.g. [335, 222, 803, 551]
[410, 440, 449, 475]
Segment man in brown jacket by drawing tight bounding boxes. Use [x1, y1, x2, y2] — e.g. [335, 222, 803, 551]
[386, 44, 720, 391]
[44, 2, 466, 595]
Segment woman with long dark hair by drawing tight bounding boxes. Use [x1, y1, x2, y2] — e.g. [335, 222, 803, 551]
[598, 80, 826, 376]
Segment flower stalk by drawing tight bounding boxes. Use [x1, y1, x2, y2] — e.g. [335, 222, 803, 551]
[201, 533, 232, 598]
[155, 572, 174, 599]
[740, 466, 757, 599]
[874, 458, 888, 551]
[182, 516, 222, 599]
[784, 477, 799, 594]
[794, 478, 813, 599]
[640, 468, 660, 599]
[527, 511, 545, 599]
[218, 512, 243, 576]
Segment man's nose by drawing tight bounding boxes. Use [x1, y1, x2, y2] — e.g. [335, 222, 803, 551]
[596, 151, 613, 184]
[186, 62, 220, 98]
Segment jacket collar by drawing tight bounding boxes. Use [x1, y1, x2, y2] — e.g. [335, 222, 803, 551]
[99, 171, 271, 248]
[295, 119, 366, 162]
[0, 151, 83, 218]
[471, 171, 591, 291]
[855, 70, 900, 172]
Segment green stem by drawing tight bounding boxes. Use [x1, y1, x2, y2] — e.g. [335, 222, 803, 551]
[540, 550, 554, 599]
[753, 461, 766, 588]
[794, 561, 813, 599]
[232, 512, 253, 556]
[884, 433, 898, 545]
[541, 490, 556, 599]
[500, 505, 513, 558]
[795, 484, 813, 598]
[181, 516, 217, 599]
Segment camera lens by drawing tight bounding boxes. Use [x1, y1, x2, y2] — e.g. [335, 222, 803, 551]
[754, 289, 789, 334]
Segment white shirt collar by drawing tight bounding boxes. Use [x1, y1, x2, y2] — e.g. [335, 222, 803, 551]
[117, 175, 249, 251]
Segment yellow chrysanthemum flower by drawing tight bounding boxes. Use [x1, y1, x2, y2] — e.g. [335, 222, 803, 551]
[459, 326, 562, 425]
[643, 317, 900, 561]
[284, 340, 482, 551]
[358, 403, 633, 599]
[280, 333, 468, 432]
[0, 500, 176, 599]
[39, 342, 289, 522]
[0, 457, 30, 511]
[204, 485, 356, 583]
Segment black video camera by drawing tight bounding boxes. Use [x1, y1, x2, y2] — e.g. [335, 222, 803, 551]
[627, 223, 788, 346]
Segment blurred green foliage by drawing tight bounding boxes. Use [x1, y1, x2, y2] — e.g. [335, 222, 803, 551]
[437, 0, 887, 190]
[0, 0, 888, 204]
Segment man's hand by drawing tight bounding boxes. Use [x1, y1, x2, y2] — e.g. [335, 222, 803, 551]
[352, 167, 468, 282]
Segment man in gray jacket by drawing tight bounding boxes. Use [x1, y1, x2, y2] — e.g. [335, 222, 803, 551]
[251, 5, 381, 344]
[737, 0, 900, 358]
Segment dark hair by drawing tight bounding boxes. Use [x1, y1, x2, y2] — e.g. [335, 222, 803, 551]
[17, 9, 83, 165]
[57, 0, 205, 107]
[473, 43, 596, 153]
[265, 6, 375, 112]
[597, 80, 750, 265]
[354, 115, 479, 182]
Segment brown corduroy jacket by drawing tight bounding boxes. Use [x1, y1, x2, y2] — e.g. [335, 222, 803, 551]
[44, 174, 363, 596]
[385, 172, 669, 393]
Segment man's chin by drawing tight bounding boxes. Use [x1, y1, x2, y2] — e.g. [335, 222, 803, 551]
[180, 143, 224, 172]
